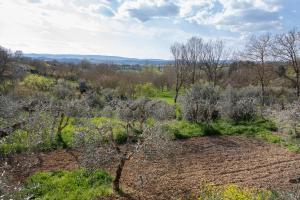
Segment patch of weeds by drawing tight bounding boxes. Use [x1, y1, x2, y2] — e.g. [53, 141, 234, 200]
[22, 169, 112, 200]
[198, 184, 274, 200]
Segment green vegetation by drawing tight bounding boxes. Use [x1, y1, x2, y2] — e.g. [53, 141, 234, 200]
[165, 118, 300, 152]
[198, 184, 274, 200]
[0, 117, 127, 156]
[165, 118, 277, 139]
[153, 89, 175, 104]
[23, 169, 112, 200]
[21, 74, 55, 91]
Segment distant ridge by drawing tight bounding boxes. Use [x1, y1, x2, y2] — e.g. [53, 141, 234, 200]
[25, 53, 172, 65]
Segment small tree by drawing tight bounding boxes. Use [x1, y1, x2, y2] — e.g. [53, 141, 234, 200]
[222, 87, 258, 122]
[183, 84, 220, 124]
[77, 99, 176, 193]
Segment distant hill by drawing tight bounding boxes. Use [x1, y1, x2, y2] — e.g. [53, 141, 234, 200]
[25, 54, 172, 66]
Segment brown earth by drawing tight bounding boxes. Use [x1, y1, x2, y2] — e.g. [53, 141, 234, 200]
[4, 136, 300, 199]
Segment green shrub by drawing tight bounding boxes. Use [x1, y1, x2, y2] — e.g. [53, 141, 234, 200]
[135, 83, 157, 98]
[21, 74, 55, 91]
[23, 169, 112, 200]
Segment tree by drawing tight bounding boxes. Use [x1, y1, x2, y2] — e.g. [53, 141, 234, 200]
[170, 43, 188, 103]
[202, 39, 227, 86]
[273, 29, 300, 97]
[0, 46, 10, 80]
[183, 84, 220, 125]
[77, 99, 175, 193]
[186, 37, 204, 84]
[244, 33, 272, 105]
[222, 86, 258, 122]
[14, 50, 23, 61]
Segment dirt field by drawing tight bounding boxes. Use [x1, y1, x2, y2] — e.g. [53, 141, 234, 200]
[5, 136, 300, 199]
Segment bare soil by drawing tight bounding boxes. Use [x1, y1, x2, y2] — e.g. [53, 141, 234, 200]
[4, 136, 300, 199]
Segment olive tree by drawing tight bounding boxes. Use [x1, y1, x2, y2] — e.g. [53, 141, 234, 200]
[76, 99, 176, 193]
[222, 86, 258, 122]
[183, 84, 220, 125]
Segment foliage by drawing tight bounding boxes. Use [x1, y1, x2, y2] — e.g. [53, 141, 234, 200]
[23, 169, 112, 200]
[222, 86, 258, 122]
[135, 82, 157, 98]
[183, 84, 220, 124]
[21, 74, 55, 91]
[153, 89, 175, 104]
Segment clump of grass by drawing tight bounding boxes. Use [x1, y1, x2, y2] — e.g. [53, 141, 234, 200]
[23, 169, 112, 200]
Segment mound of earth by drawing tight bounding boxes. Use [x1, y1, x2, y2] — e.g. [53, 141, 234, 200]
[4, 136, 300, 199]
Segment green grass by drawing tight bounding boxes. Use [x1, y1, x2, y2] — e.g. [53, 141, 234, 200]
[164, 120, 204, 139]
[23, 169, 112, 200]
[165, 118, 300, 152]
[165, 118, 277, 139]
[153, 90, 175, 104]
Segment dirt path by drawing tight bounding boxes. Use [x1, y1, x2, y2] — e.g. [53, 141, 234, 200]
[5, 136, 300, 199]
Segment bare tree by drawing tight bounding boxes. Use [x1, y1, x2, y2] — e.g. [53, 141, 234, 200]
[244, 33, 272, 105]
[186, 37, 204, 84]
[202, 39, 227, 86]
[273, 29, 300, 97]
[170, 43, 188, 103]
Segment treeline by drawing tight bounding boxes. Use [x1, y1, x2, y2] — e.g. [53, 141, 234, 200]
[169, 28, 300, 103]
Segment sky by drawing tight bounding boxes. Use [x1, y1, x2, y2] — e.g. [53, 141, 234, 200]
[0, 0, 299, 59]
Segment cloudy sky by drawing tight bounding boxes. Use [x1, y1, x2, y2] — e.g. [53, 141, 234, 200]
[0, 0, 299, 59]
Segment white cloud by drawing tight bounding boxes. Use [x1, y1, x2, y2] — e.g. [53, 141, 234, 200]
[0, 0, 292, 59]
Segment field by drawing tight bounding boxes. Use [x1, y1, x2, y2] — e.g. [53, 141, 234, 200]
[3, 136, 299, 199]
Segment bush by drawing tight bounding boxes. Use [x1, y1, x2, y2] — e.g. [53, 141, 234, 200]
[135, 82, 157, 98]
[21, 74, 55, 91]
[222, 86, 257, 122]
[23, 169, 112, 200]
[183, 84, 220, 124]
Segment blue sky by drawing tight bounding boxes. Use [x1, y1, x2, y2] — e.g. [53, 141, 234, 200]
[0, 0, 299, 59]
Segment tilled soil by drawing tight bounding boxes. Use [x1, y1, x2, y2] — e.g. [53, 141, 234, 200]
[4, 136, 300, 199]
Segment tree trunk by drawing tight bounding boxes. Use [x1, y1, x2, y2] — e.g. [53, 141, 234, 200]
[174, 88, 179, 103]
[297, 71, 300, 97]
[192, 64, 196, 84]
[113, 156, 127, 193]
